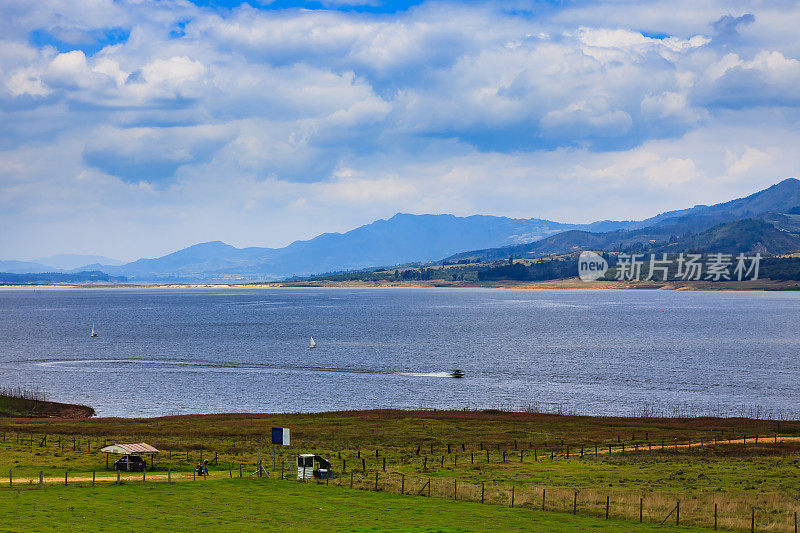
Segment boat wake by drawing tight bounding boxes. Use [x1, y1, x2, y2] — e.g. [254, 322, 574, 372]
[32, 359, 455, 378]
[396, 371, 453, 378]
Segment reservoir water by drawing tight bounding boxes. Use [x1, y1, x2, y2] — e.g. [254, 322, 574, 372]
[0, 288, 798, 418]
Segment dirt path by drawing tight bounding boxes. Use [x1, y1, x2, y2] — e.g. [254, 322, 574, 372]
[534, 434, 800, 459]
[6, 435, 800, 486]
[7, 471, 242, 486]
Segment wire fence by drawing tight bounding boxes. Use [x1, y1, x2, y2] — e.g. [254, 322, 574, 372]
[1, 429, 799, 532]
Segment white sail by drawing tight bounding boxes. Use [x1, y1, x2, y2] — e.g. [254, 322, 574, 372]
[91, 323, 97, 337]
[309, 336, 317, 348]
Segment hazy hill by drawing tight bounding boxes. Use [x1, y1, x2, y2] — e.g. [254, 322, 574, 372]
[653, 219, 800, 255]
[0, 260, 54, 274]
[7, 179, 800, 282]
[447, 179, 800, 262]
[0, 271, 128, 284]
[98, 214, 597, 281]
[631, 178, 800, 230]
[35, 254, 123, 270]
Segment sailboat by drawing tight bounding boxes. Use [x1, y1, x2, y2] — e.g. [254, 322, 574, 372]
[91, 323, 99, 338]
[309, 336, 317, 349]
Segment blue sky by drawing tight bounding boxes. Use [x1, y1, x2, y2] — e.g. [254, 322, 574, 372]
[2, 0, 800, 260]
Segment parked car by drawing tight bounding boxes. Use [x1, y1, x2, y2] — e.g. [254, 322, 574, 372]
[113, 455, 148, 472]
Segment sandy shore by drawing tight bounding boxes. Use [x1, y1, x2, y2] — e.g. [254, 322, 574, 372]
[2, 278, 799, 291]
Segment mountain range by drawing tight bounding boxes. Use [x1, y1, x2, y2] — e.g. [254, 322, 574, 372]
[0, 254, 122, 274]
[5, 178, 800, 282]
[447, 178, 800, 262]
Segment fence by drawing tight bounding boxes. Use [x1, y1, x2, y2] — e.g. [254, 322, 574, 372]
[1, 429, 799, 532]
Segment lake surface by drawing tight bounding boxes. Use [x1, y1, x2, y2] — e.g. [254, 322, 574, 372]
[0, 288, 798, 418]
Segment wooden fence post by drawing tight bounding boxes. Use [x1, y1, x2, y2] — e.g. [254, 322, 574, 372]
[65, 471, 68, 486]
[510, 486, 514, 508]
[640, 497, 643, 522]
[401, 474, 405, 495]
[714, 503, 717, 530]
[573, 491, 577, 514]
[168, 470, 171, 483]
[481, 482, 485, 504]
[454, 479, 457, 501]
[8, 470, 11, 488]
[605, 496, 609, 519]
[542, 489, 546, 510]
[239, 464, 242, 477]
[382, 457, 386, 471]
[92, 470, 95, 486]
[39, 471, 43, 488]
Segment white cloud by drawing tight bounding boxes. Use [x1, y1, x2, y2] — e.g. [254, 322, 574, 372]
[2, 0, 800, 259]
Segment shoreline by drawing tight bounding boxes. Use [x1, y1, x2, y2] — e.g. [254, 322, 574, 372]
[2, 278, 800, 291]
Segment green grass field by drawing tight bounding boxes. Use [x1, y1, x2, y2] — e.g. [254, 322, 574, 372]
[0, 410, 798, 531]
[0, 477, 717, 532]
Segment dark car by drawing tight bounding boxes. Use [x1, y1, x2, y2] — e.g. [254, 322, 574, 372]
[113, 455, 148, 472]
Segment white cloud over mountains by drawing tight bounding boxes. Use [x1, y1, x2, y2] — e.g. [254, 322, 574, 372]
[1, 0, 800, 260]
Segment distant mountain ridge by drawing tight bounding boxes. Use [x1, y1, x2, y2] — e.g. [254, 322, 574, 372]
[4, 179, 800, 282]
[447, 178, 800, 262]
[95, 214, 614, 281]
[33, 254, 123, 270]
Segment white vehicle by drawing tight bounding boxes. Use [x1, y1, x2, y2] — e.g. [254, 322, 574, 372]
[296, 453, 332, 480]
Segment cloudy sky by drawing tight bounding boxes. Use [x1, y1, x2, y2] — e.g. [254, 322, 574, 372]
[2, 0, 799, 261]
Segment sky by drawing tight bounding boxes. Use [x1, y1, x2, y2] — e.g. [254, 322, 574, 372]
[2, 0, 800, 261]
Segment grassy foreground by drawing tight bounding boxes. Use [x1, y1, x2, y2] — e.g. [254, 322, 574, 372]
[0, 477, 713, 532]
[0, 410, 798, 531]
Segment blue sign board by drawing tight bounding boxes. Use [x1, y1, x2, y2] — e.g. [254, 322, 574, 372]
[271, 427, 291, 445]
